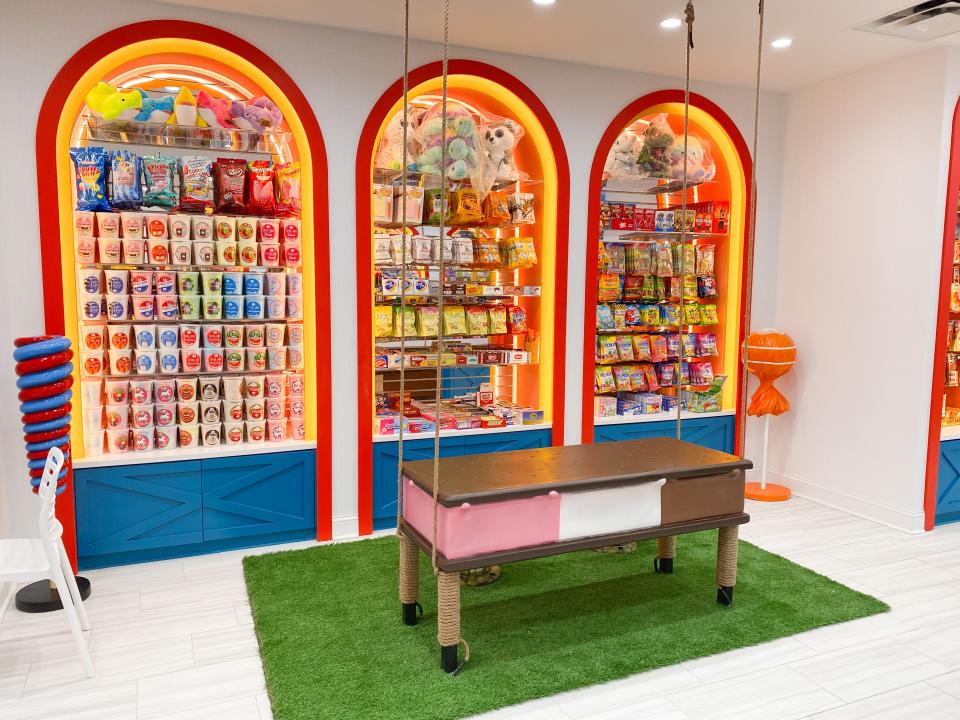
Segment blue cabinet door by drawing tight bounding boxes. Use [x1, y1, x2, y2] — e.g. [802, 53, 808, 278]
[937, 440, 960, 524]
[465, 429, 552, 455]
[372, 437, 464, 529]
[594, 415, 735, 454]
[200, 451, 316, 542]
[75, 461, 202, 558]
[595, 420, 676, 444]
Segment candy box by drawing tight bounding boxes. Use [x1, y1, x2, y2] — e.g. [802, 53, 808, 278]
[636, 208, 656, 232]
[654, 210, 676, 233]
[375, 415, 399, 435]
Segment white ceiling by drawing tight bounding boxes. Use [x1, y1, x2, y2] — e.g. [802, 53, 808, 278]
[159, 0, 960, 91]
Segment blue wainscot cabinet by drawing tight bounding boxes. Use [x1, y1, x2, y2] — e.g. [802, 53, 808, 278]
[75, 450, 316, 569]
[936, 439, 960, 525]
[372, 428, 552, 530]
[594, 414, 735, 453]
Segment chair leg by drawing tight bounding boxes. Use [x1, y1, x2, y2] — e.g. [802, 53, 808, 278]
[716, 525, 739, 607]
[58, 543, 90, 630]
[398, 533, 420, 626]
[437, 571, 461, 673]
[50, 565, 94, 678]
[655, 535, 676, 573]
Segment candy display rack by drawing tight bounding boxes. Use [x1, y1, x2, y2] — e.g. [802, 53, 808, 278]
[35, 22, 331, 569]
[581, 92, 753, 454]
[356, 61, 569, 533]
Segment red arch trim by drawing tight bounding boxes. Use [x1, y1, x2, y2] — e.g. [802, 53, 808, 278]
[924, 97, 960, 530]
[580, 90, 754, 448]
[354, 59, 571, 536]
[36, 20, 333, 566]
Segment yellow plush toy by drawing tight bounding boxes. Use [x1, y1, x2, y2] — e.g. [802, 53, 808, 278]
[85, 81, 142, 121]
[168, 87, 207, 127]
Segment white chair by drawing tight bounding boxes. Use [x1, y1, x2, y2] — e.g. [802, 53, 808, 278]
[0, 446, 93, 677]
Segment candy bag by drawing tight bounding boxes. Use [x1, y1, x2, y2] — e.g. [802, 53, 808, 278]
[700, 304, 719, 324]
[507, 305, 528, 333]
[247, 159, 276, 214]
[483, 190, 510, 225]
[417, 306, 439, 336]
[643, 364, 660, 391]
[606, 244, 626, 274]
[656, 243, 673, 277]
[641, 305, 661, 326]
[626, 245, 652, 275]
[374, 236, 392, 264]
[666, 333, 681, 359]
[215, 157, 246, 213]
[691, 361, 714, 385]
[449, 188, 483, 224]
[488, 305, 508, 334]
[180, 156, 214, 212]
[373, 305, 394, 337]
[597, 335, 618, 364]
[623, 304, 643, 326]
[598, 273, 623, 302]
[413, 235, 433, 263]
[508, 193, 535, 224]
[596, 303, 615, 330]
[681, 333, 697, 358]
[623, 275, 643, 301]
[109, 151, 142, 209]
[650, 335, 668, 362]
[682, 303, 702, 325]
[611, 303, 629, 329]
[453, 237, 474, 264]
[595, 366, 615, 394]
[70, 147, 111, 211]
[697, 332, 718, 356]
[698, 276, 718, 298]
[424, 189, 449, 224]
[641, 275, 657, 301]
[474, 237, 500, 265]
[465, 305, 490, 335]
[393, 305, 416, 338]
[616, 335, 634, 361]
[696, 244, 715, 275]
[683, 274, 699, 300]
[629, 365, 648, 391]
[275, 161, 301, 216]
[681, 244, 696, 275]
[657, 362, 675, 386]
[141, 154, 178, 209]
[443, 306, 467, 335]
[613, 366, 633, 391]
[662, 304, 681, 326]
[632, 334, 652, 360]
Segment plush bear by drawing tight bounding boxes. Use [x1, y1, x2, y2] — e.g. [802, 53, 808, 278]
[604, 131, 640, 177]
[375, 104, 420, 170]
[483, 118, 524, 182]
[668, 135, 716, 183]
[413, 104, 484, 184]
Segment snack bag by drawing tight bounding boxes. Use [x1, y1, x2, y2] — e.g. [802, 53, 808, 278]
[393, 305, 416, 337]
[142, 154, 178, 209]
[697, 332, 718, 356]
[629, 365, 648, 391]
[613, 366, 633, 391]
[698, 276, 718, 298]
[109, 151, 142, 209]
[373, 305, 394, 337]
[596, 303, 615, 330]
[623, 304, 643, 327]
[70, 147, 111, 211]
[390, 235, 413, 265]
[595, 366, 615, 394]
[657, 362, 675, 386]
[449, 188, 483, 224]
[666, 333, 681, 359]
[417, 306, 439, 336]
[662, 304, 681, 326]
[606, 244, 626, 274]
[611, 303, 628, 329]
[215, 157, 246, 213]
[275, 161, 302, 216]
[453, 236, 474, 264]
[596, 335, 619, 364]
[247, 159, 276, 214]
[700, 304, 719, 324]
[465, 305, 490, 335]
[413, 235, 433, 263]
[442, 306, 467, 335]
[626, 245, 652, 275]
[681, 244, 696, 275]
[474, 237, 500, 265]
[643, 364, 660, 391]
[632, 334, 652, 360]
[683, 274, 699, 300]
[682, 333, 697, 358]
[623, 275, 643, 300]
[668, 276, 682, 300]
[691, 361, 715, 385]
[424, 189, 449, 224]
[488, 305, 508, 334]
[597, 273, 623, 302]
[483, 190, 510, 225]
[655, 243, 674, 277]
[517, 237, 538, 267]
[650, 335, 668, 362]
[616, 335, 634, 361]
[180, 156, 214, 212]
[641, 275, 657, 301]
[641, 305, 661, 326]
[508, 193, 535, 224]
[683, 303, 702, 325]
[696, 244, 716, 275]
[679, 361, 691, 385]
[507, 305, 528, 334]
[431, 236, 454, 263]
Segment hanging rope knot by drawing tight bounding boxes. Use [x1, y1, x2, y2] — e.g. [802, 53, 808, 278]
[684, 1, 695, 49]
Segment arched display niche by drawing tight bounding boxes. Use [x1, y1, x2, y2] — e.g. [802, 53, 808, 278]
[355, 60, 570, 534]
[581, 90, 752, 453]
[36, 21, 333, 566]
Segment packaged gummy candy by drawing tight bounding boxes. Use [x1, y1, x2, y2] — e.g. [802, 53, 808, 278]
[698, 276, 718, 298]
[616, 335, 634, 361]
[109, 150, 142, 209]
[275, 161, 301, 216]
[697, 332, 718, 356]
[595, 366, 615, 394]
[696, 245, 716, 276]
[632, 334, 652, 361]
[683, 303, 702, 325]
[142, 154, 178, 209]
[247, 159, 276, 215]
[180, 156, 214, 212]
[596, 303, 615, 330]
[70, 147, 111, 212]
[507, 305, 528, 334]
[662, 304, 681, 326]
[700, 304, 719, 324]
[650, 335, 668, 362]
[417, 306, 439, 336]
[596, 335, 619, 364]
[613, 365, 633, 391]
[666, 333, 681, 359]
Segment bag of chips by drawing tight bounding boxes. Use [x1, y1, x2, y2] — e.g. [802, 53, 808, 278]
[109, 151, 142, 209]
[393, 305, 416, 338]
[417, 306, 439, 336]
[247, 159, 276, 214]
[650, 335, 668, 362]
[700, 304, 719, 324]
[488, 305, 509, 334]
[632, 334, 652, 360]
[373, 305, 394, 337]
[696, 244, 716, 276]
[595, 366, 615, 394]
[596, 303, 615, 330]
[597, 274, 622, 302]
[597, 335, 618, 364]
[215, 157, 246, 213]
[465, 305, 490, 335]
[683, 303, 702, 325]
[179, 156, 214, 212]
[616, 335, 634, 361]
[275, 161, 301, 216]
[443, 306, 467, 335]
[70, 147, 111, 212]
[449, 189, 483, 224]
[483, 190, 510, 225]
[141, 154, 178, 209]
[507, 305, 528, 333]
[474, 237, 501, 265]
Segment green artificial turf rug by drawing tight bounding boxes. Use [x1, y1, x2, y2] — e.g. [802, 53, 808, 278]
[243, 533, 887, 720]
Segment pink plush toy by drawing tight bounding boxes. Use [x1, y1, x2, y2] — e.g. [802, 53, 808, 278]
[197, 91, 233, 129]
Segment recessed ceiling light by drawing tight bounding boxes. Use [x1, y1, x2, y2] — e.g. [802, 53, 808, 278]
[532, 0, 556, 5]
[771, 37, 793, 49]
[659, 17, 682, 29]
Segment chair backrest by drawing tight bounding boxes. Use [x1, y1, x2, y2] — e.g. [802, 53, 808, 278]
[37, 447, 65, 548]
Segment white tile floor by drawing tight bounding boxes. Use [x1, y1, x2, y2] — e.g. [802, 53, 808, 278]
[2, 497, 960, 720]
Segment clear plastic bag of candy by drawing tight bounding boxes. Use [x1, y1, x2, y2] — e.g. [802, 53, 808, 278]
[109, 150, 142, 209]
[71, 147, 111, 211]
[142, 154, 178, 209]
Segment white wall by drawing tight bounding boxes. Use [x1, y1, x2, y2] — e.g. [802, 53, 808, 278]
[767, 48, 957, 532]
[0, 0, 786, 538]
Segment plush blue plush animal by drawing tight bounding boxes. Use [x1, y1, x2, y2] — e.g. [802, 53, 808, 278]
[134, 91, 174, 124]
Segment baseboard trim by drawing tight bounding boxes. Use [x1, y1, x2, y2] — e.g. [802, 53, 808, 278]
[766, 469, 925, 534]
[332, 514, 359, 540]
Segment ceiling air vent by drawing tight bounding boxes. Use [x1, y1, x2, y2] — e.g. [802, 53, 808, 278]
[856, 1, 960, 40]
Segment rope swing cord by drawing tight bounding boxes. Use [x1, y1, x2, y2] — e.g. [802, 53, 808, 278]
[737, 0, 766, 460]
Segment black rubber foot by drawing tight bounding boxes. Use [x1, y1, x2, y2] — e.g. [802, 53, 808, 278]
[402, 602, 419, 626]
[717, 586, 734, 606]
[654, 558, 674, 574]
[15, 577, 91, 613]
[441, 644, 458, 673]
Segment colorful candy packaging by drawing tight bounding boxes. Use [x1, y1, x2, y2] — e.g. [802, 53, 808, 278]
[465, 306, 490, 336]
[596, 303, 615, 330]
[180, 156, 214, 211]
[657, 362, 675, 386]
[656, 243, 673, 277]
[247, 159, 276, 214]
[597, 274, 622, 302]
[595, 366, 615, 394]
[613, 366, 633, 391]
[683, 274, 699, 300]
[449, 189, 483, 225]
[698, 276, 718, 298]
[442, 306, 467, 335]
[696, 245, 716, 275]
[393, 306, 416, 336]
[623, 275, 643, 300]
[70, 147, 111, 211]
[416, 306, 439, 336]
[632, 334, 652, 360]
[662, 304, 681, 326]
[650, 335, 668, 362]
[682, 333, 698, 358]
[373, 305, 394, 337]
[643, 364, 659, 391]
[215, 158, 246, 213]
[474, 237, 500, 265]
[483, 190, 510, 225]
[275, 162, 301, 216]
[109, 151, 142, 209]
[616, 335, 634, 361]
[488, 305, 508, 334]
[697, 332, 718, 356]
[507, 305, 528, 334]
[666, 333, 681, 358]
[142, 154, 178, 208]
[683, 303, 702, 325]
[700, 304, 719, 324]
[629, 366, 648, 391]
[596, 335, 618, 364]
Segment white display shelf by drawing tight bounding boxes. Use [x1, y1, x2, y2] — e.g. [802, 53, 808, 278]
[74, 438, 317, 469]
[593, 409, 734, 425]
[941, 424, 960, 441]
[373, 422, 551, 443]
[83, 116, 290, 156]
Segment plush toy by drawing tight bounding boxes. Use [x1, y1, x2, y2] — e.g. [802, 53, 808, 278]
[413, 103, 484, 187]
[375, 104, 420, 170]
[604, 131, 641, 177]
[85, 82, 142, 121]
[169, 87, 203, 127]
[197, 90, 233, 128]
[229, 100, 279, 131]
[134, 91, 174, 124]
[483, 118, 524, 182]
[249, 97, 283, 130]
[668, 135, 716, 183]
[637, 114, 675, 178]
